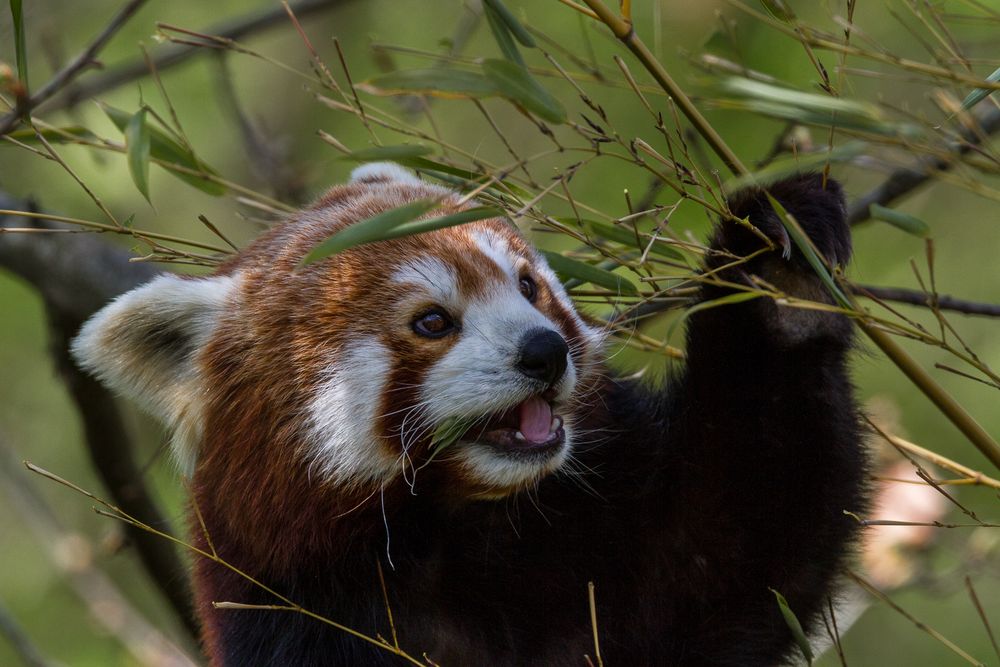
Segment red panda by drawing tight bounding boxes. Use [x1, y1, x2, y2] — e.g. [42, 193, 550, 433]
[72, 163, 866, 666]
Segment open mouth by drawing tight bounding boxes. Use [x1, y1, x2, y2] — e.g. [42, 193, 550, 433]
[462, 394, 566, 457]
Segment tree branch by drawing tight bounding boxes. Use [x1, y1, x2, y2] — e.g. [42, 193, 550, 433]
[854, 283, 1000, 318]
[41, 0, 350, 116]
[0, 0, 150, 136]
[847, 107, 1000, 226]
[0, 198, 199, 641]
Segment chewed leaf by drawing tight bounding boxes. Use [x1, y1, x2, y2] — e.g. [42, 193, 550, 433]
[430, 416, 474, 455]
[102, 104, 225, 196]
[770, 589, 814, 665]
[869, 204, 930, 237]
[483, 59, 566, 124]
[342, 145, 434, 162]
[960, 66, 1000, 111]
[540, 250, 638, 295]
[125, 108, 151, 203]
[300, 199, 438, 266]
[361, 68, 499, 98]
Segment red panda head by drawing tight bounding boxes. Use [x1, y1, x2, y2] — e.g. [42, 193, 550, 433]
[72, 164, 605, 505]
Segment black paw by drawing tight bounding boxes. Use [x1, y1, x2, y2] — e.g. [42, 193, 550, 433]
[711, 173, 851, 271]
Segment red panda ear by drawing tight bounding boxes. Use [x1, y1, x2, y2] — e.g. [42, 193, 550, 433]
[71, 273, 239, 474]
[349, 161, 423, 186]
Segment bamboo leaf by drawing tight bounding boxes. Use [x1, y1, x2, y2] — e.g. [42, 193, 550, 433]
[101, 104, 225, 196]
[960, 66, 1000, 111]
[723, 141, 867, 193]
[378, 206, 505, 242]
[125, 108, 151, 203]
[483, 0, 536, 48]
[341, 145, 435, 162]
[9, 0, 28, 91]
[483, 0, 526, 66]
[759, 0, 796, 22]
[869, 204, 930, 237]
[361, 68, 499, 98]
[540, 250, 638, 295]
[3, 126, 97, 144]
[770, 589, 814, 665]
[301, 199, 438, 266]
[300, 203, 503, 266]
[483, 59, 567, 124]
[721, 77, 883, 120]
[429, 416, 474, 457]
[764, 193, 851, 308]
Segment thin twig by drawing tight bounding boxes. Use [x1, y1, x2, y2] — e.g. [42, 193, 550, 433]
[41, 0, 350, 116]
[0, 0, 150, 136]
[847, 107, 1000, 225]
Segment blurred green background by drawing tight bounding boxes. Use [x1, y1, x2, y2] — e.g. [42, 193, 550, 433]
[1, 0, 999, 664]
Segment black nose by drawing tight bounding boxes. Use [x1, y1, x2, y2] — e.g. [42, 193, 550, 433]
[517, 328, 569, 386]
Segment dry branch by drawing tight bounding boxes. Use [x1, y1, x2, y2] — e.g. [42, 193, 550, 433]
[0, 197, 198, 640]
[0, 0, 150, 136]
[848, 107, 1000, 226]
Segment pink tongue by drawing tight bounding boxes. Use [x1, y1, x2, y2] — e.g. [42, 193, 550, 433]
[518, 396, 553, 444]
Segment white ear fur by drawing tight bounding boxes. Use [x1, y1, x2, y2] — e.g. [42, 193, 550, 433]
[349, 161, 423, 186]
[71, 273, 240, 474]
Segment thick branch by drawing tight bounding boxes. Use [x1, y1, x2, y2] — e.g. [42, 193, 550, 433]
[0, 0, 150, 136]
[848, 107, 1000, 226]
[0, 199, 199, 640]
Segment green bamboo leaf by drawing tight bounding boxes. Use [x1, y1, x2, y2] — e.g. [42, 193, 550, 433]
[721, 77, 882, 121]
[723, 141, 867, 193]
[759, 0, 796, 22]
[397, 156, 534, 200]
[378, 206, 505, 242]
[9, 0, 28, 91]
[483, 0, 536, 48]
[101, 104, 225, 196]
[301, 203, 504, 266]
[869, 204, 930, 237]
[341, 145, 434, 162]
[540, 250, 638, 295]
[362, 68, 499, 98]
[960, 66, 1000, 111]
[3, 126, 97, 144]
[770, 589, 814, 665]
[125, 108, 151, 203]
[301, 199, 437, 266]
[764, 192, 851, 308]
[429, 416, 475, 460]
[482, 59, 567, 124]
[483, 0, 526, 66]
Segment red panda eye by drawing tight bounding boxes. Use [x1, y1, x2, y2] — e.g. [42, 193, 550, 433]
[413, 310, 457, 338]
[519, 276, 537, 303]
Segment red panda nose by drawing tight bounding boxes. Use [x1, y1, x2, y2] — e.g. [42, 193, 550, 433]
[517, 328, 569, 387]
